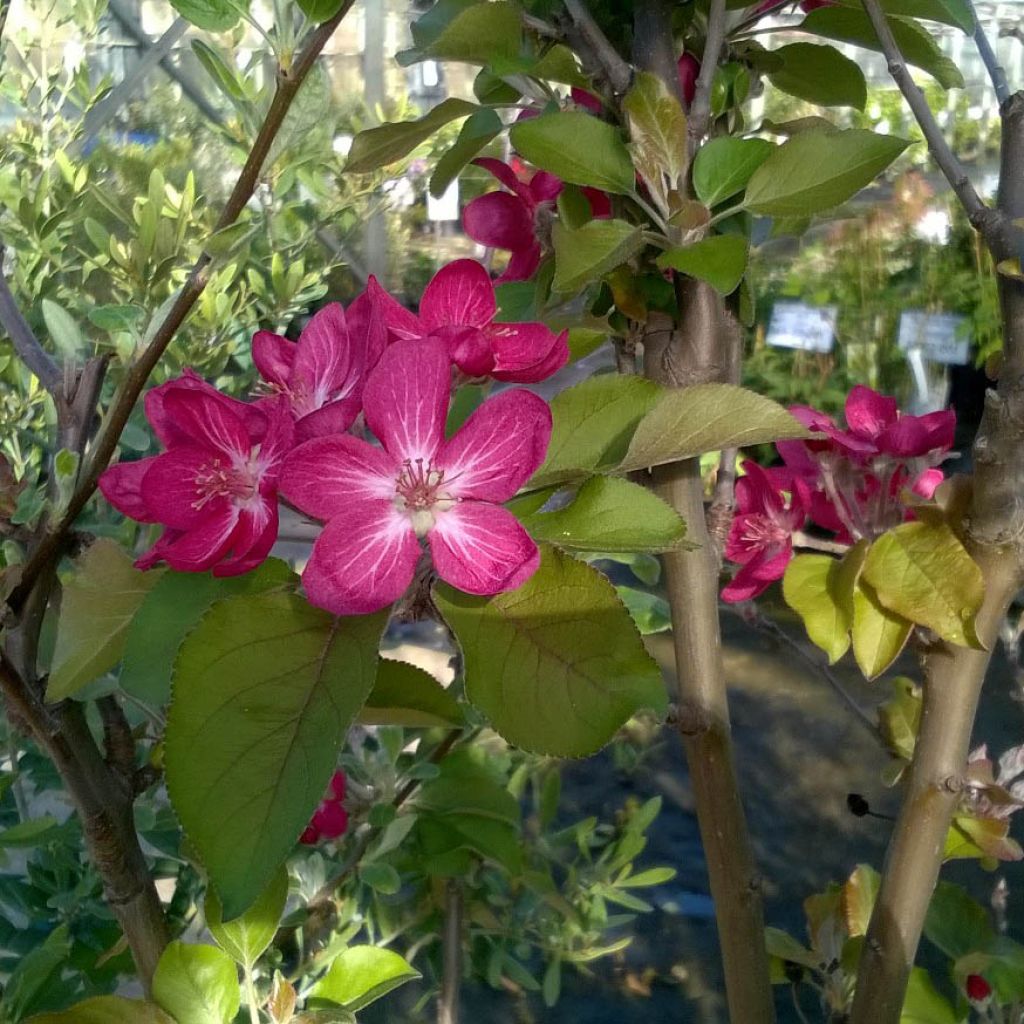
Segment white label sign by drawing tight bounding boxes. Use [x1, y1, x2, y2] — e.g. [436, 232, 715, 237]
[766, 302, 837, 354]
[898, 311, 969, 366]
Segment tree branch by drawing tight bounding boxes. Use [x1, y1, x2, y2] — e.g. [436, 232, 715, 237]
[562, 0, 632, 96]
[688, 0, 729, 156]
[859, 0, 1002, 246]
[6, 0, 356, 614]
[0, 246, 62, 395]
[965, 0, 1010, 105]
[437, 880, 463, 1024]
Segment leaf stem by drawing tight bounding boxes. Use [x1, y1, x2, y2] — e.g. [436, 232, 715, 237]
[245, 965, 262, 1024]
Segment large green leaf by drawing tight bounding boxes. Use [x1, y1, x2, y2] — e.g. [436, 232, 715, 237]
[851, 579, 912, 679]
[797, 8, 964, 87]
[617, 384, 811, 473]
[623, 70, 687, 206]
[28, 998, 175, 1023]
[430, 108, 504, 198]
[832, 0, 973, 32]
[782, 554, 851, 664]
[924, 882, 994, 960]
[166, 593, 386, 918]
[529, 374, 661, 488]
[435, 545, 667, 756]
[296, 0, 344, 21]
[767, 43, 868, 109]
[205, 865, 289, 968]
[120, 558, 296, 705]
[692, 137, 775, 208]
[510, 112, 635, 194]
[310, 947, 420, 1011]
[344, 99, 479, 174]
[656, 235, 748, 295]
[399, 0, 522, 65]
[744, 128, 910, 218]
[861, 522, 984, 647]
[168, 0, 244, 31]
[360, 659, 463, 727]
[523, 476, 686, 553]
[552, 219, 644, 294]
[152, 943, 240, 1024]
[47, 539, 164, 701]
[41, 298, 85, 358]
[900, 968, 958, 1024]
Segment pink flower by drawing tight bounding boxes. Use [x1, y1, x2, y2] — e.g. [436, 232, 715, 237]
[99, 373, 293, 576]
[367, 259, 569, 383]
[677, 53, 700, 107]
[280, 338, 551, 615]
[252, 296, 386, 441]
[299, 770, 349, 845]
[571, 86, 603, 114]
[722, 462, 807, 602]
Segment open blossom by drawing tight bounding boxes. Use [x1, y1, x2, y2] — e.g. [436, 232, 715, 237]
[99, 372, 293, 576]
[368, 259, 568, 383]
[253, 293, 386, 441]
[281, 338, 551, 616]
[299, 771, 348, 845]
[722, 462, 807, 602]
[462, 158, 611, 283]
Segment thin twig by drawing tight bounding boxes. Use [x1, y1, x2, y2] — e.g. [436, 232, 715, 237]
[791, 530, 850, 555]
[707, 447, 737, 564]
[859, 0, 1001, 245]
[438, 880, 463, 1024]
[562, 0, 632, 95]
[6, 0, 356, 614]
[0, 246, 61, 395]
[965, 0, 1010, 105]
[688, 0, 729, 157]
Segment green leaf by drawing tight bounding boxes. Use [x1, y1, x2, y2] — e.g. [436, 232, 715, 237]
[435, 545, 667, 756]
[619, 866, 676, 887]
[205, 865, 288, 967]
[878, 676, 921, 761]
[797, 8, 964, 87]
[764, 927, 819, 969]
[767, 43, 868, 109]
[344, 98, 479, 174]
[41, 298, 84, 359]
[656, 236, 748, 295]
[166, 593, 386, 918]
[0, 816, 59, 847]
[88, 304, 145, 333]
[623, 70, 687, 196]
[360, 659, 463, 727]
[851, 579, 912, 680]
[861, 522, 984, 647]
[4, 925, 70, 1019]
[832, 0, 973, 33]
[357, 862, 402, 894]
[27, 998, 175, 1023]
[152, 943, 240, 1024]
[430, 108, 504, 198]
[48, 539, 164, 701]
[296, 0, 343, 22]
[310, 946, 420, 1011]
[692, 137, 775, 208]
[191, 40, 247, 103]
[510, 113, 635, 194]
[524, 476, 686, 553]
[783, 554, 851, 663]
[842, 863, 880, 936]
[400, 0, 522, 65]
[120, 559, 295, 705]
[744, 128, 910, 217]
[529, 374, 661, 488]
[205, 222, 255, 257]
[616, 587, 671, 635]
[900, 967, 958, 1024]
[568, 327, 608, 361]
[168, 0, 243, 31]
[924, 882, 994, 960]
[617, 384, 812, 473]
[552, 219, 645, 294]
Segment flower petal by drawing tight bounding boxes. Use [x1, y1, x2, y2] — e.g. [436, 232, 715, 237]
[365, 275, 423, 342]
[845, 385, 898, 440]
[292, 303, 355, 406]
[161, 386, 252, 457]
[281, 434, 398, 521]
[570, 86, 603, 114]
[881, 410, 955, 458]
[445, 325, 496, 377]
[436, 389, 551, 502]
[362, 338, 451, 462]
[495, 243, 542, 284]
[488, 323, 568, 382]
[721, 559, 774, 602]
[582, 186, 612, 219]
[462, 192, 535, 252]
[311, 799, 348, 838]
[99, 457, 161, 522]
[214, 501, 279, 577]
[148, 505, 241, 573]
[735, 460, 785, 516]
[252, 331, 295, 387]
[301, 501, 420, 615]
[145, 370, 259, 447]
[419, 259, 496, 331]
[295, 397, 362, 441]
[346, 286, 389, 376]
[529, 171, 562, 205]
[429, 501, 539, 595]
[472, 157, 522, 194]
[139, 446, 219, 530]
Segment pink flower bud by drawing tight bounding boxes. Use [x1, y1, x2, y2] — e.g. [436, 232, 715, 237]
[966, 974, 992, 1003]
[677, 53, 700, 107]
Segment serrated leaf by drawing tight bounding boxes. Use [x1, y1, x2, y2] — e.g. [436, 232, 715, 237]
[510, 112, 635, 194]
[205, 865, 288, 967]
[617, 383, 812, 473]
[344, 99, 479, 174]
[430, 108, 504, 198]
[851, 578, 912, 679]
[524, 476, 686, 553]
[48, 540, 164, 701]
[783, 554, 851, 663]
[360, 659, 462, 727]
[767, 43, 868, 109]
[656, 235, 748, 295]
[310, 947, 420, 1012]
[744, 128, 910, 217]
[692, 137, 775, 208]
[552, 219, 645, 294]
[152, 943, 240, 1024]
[435, 545, 667, 756]
[166, 593, 386, 918]
[623, 70, 686, 200]
[861, 521, 984, 647]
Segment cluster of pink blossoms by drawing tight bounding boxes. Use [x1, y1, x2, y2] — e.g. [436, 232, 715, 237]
[722, 385, 956, 602]
[101, 260, 561, 614]
[299, 770, 349, 845]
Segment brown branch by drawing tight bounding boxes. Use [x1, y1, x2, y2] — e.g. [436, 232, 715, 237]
[437, 880, 463, 1024]
[964, 0, 1010, 105]
[706, 447, 737, 563]
[6, 0, 356, 615]
[688, 0, 729, 156]
[0, 245, 62, 395]
[562, 0, 632, 96]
